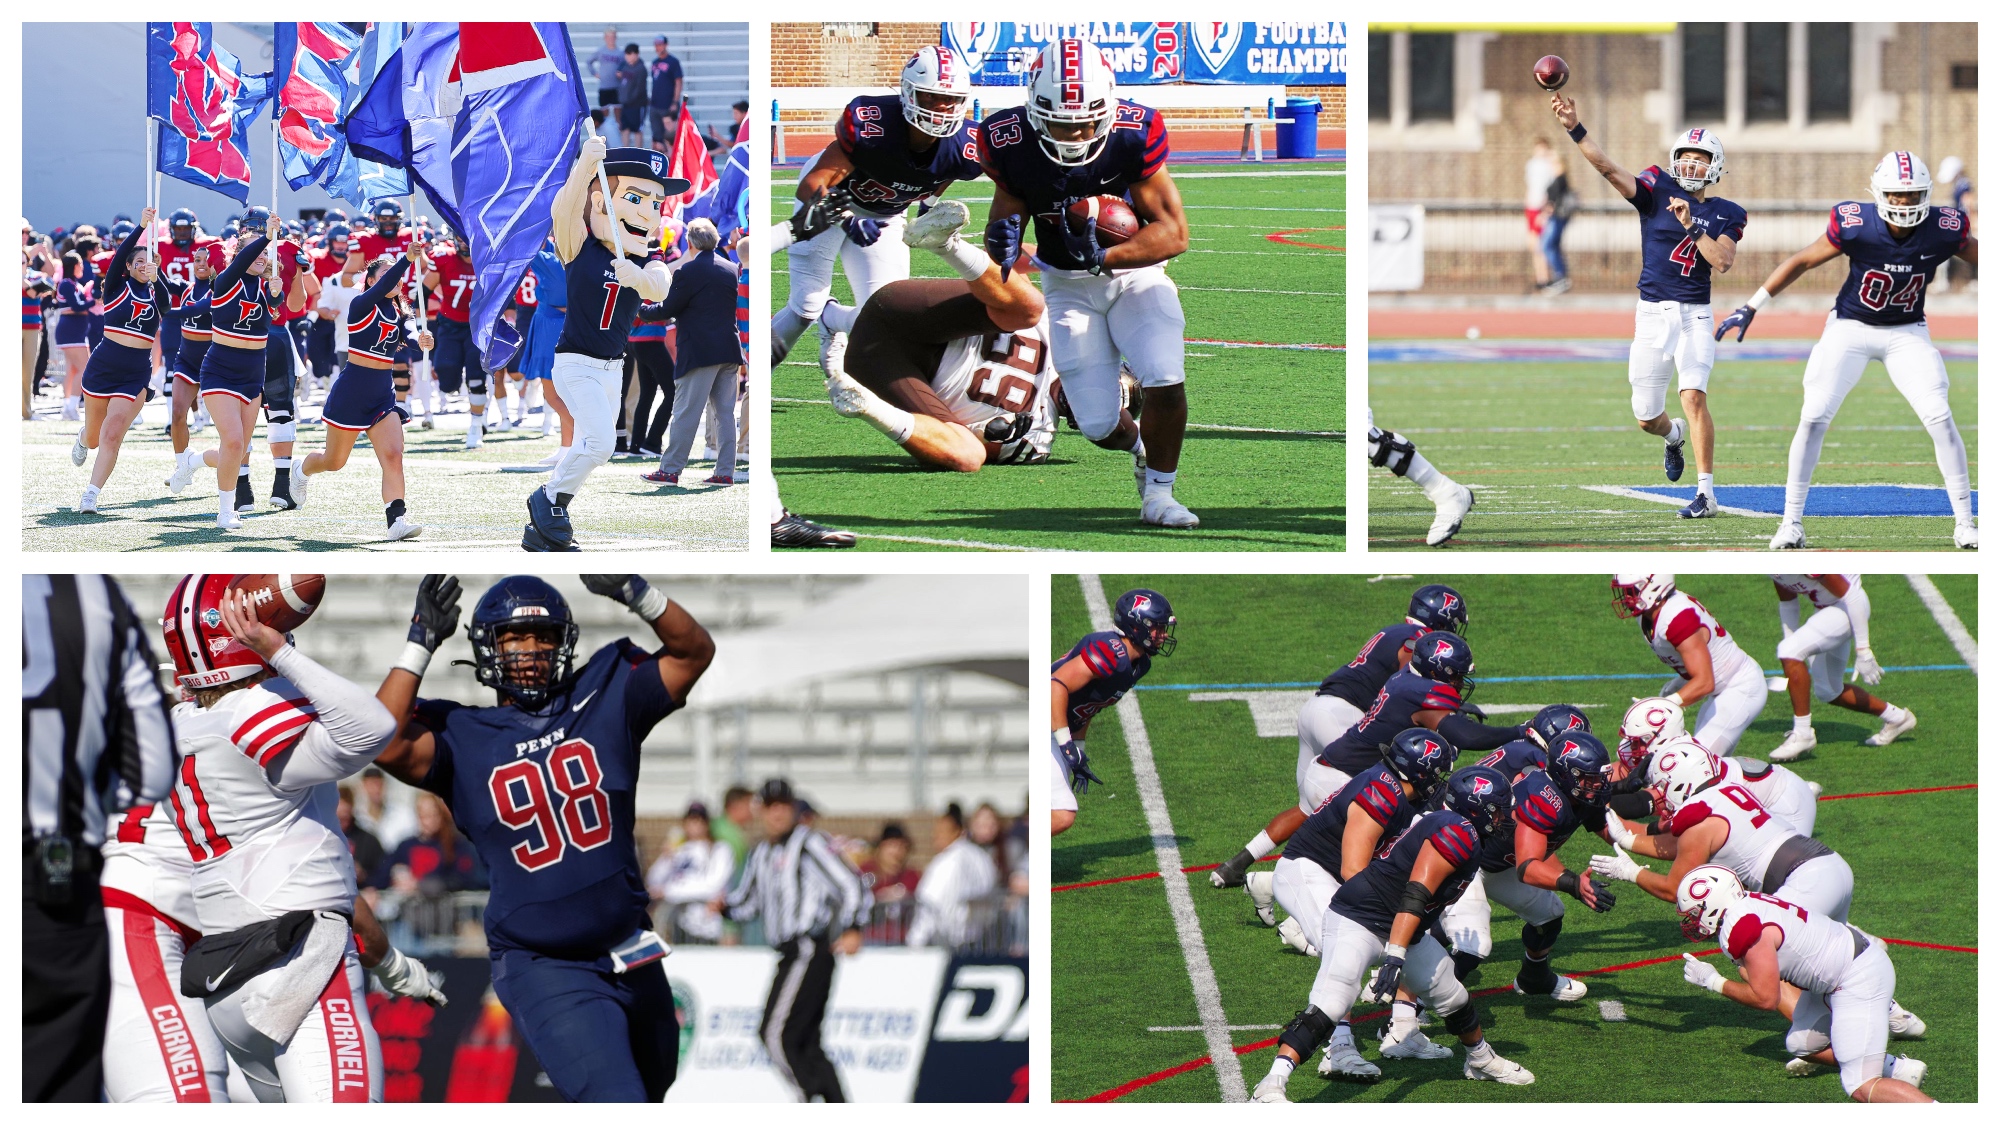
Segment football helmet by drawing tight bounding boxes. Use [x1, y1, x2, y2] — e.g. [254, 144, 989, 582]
[326, 223, 352, 248]
[1526, 703, 1591, 749]
[1025, 39, 1118, 167]
[1545, 731, 1614, 806]
[1383, 727, 1458, 802]
[1676, 864, 1744, 940]
[1611, 573, 1676, 618]
[168, 208, 200, 247]
[900, 46, 971, 138]
[466, 576, 580, 707]
[161, 574, 273, 692]
[1408, 583, 1469, 636]
[1870, 151, 1933, 227]
[110, 219, 137, 243]
[1409, 631, 1474, 695]
[1647, 735, 1717, 815]
[1444, 765, 1514, 839]
[1669, 127, 1726, 193]
[1113, 588, 1176, 657]
[1618, 697, 1687, 769]
[371, 199, 405, 238]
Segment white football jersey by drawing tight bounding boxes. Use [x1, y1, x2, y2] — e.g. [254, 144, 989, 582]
[1720, 756, 1815, 836]
[1670, 779, 1797, 892]
[932, 316, 1059, 433]
[1644, 590, 1752, 682]
[100, 800, 199, 931]
[167, 677, 357, 933]
[1717, 893, 1863, 995]
[1770, 574, 1861, 610]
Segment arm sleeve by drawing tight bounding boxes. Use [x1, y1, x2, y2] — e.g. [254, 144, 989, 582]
[1840, 581, 1873, 651]
[1436, 713, 1524, 753]
[214, 236, 270, 294]
[262, 645, 397, 790]
[1777, 595, 1802, 636]
[805, 832, 870, 931]
[104, 222, 145, 290]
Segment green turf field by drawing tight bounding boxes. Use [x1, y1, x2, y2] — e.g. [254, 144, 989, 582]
[1369, 359, 1977, 550]
[1053, 574, 1977, 1102]
[21, 403, 747, 551]
[772, 162, 1344, 551]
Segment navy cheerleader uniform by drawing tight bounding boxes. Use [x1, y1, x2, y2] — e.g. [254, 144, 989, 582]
[323, 256, 414, 432]
[79, 225, 166, 402]
[197, 236, 272, 402]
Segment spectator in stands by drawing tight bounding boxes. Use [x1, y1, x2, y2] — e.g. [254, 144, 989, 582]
[731, 100, 750, 142]
[337, 784, 387, 905]
[969, 802, 1009, 882]
[1539, 150, 1575, 295]
[593, 27, 624, 123]
[861, 823, 922, 943]
[1003, 807, 1029, 897]
[353, 765, 418, 849]
[716, 784, 754, 874]
[649, 36, 685, 150]
[907, 803, 999, 949]
[645, 218, 743, 486]
[647, 801, 736, 943]
[1524, 138, 1557, 290]
[372, 792, 484, 893]
[618, 44, 649, 148]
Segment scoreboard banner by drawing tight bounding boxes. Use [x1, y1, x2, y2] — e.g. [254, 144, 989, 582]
[941, 22, 1347, 86]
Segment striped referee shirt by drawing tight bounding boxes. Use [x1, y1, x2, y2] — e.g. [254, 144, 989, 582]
[23, 575, 177, 849]
[724, 826, 869, 945]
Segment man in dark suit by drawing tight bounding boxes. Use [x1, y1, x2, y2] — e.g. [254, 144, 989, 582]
[644, 219, 744, 486]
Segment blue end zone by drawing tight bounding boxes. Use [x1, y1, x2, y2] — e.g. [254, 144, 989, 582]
[1372, 340, 1980, 364]
[1625, 484, 1977, 517]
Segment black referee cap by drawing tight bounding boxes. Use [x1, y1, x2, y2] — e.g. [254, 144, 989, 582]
[758, 778, 795, 806]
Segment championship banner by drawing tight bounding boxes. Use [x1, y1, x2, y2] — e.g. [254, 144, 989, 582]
[1183, 22, 1348, 85]
[940, 23, 1186, 85]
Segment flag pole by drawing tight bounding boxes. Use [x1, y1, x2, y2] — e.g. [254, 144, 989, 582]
[267, 116, 280, 277]
[411, 189, 430, 364]
[144, 117, 156, 256]
[584, 113, 626, 259]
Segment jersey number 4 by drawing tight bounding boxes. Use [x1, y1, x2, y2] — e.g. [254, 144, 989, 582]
[1669, 235, 1702, 277]
[488, 739, 613, 871]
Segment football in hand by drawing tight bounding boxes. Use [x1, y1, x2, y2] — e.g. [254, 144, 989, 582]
[227, 574, 326, 632]
[1534, 55, 1571, 91]
[1066, 195, 1141, 246]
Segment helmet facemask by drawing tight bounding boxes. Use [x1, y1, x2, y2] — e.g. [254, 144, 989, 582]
[1669, 130, 1726, 193]
[469, 619, 578, 707]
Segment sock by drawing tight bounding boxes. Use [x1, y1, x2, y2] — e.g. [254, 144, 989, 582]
[386, 498, 406, 527]
[1244, 829, 1277, 860]
[1924, 418, 1974, 520]
[1880, 703, 1907, 724]
[237, 466, 250, 481]
[470, 412, 484, 434]
[1793, 713, 1813, 733]
[1130, 434, 1147, 462]
[1405, 451, 1460, 504]
[937, 236, 995, 281]
[1145, 468, 1177, 492]
[820, 300, 859, 334]
[864, 400, 916, 444]
[218, 490, 234, 515]
[1268, 1056, 1295, 1082]
[1466, 1038, 1494, 1063]
[81, 483, 100, 497]
[1785, 420, 1829, 523]
[1452, 950, 1483, 982]
[1390, 1000, 1419, 1026]
[1697, 471, 1714, 497]
[1667, 418, 1686, 445]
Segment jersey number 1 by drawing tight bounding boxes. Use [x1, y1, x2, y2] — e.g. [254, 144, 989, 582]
[488, 739, 613, 871]
[599, 282, 621, 331]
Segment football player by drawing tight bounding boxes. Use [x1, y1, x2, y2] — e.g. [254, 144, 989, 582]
[980, 39, 1197, 529]
[421, 232, 494, 450]
[1717, 152, 1977, 549]
[1250, 766, 1531, 1100]
[373, 574, 714, 1101]
[1050, 588, 1174, 835]
[1368, 410, 1475, 546]
[774, 45, 981, 365]
[816, 199, 1057, 470]
[1676, 867, 1931, 1102]
[1768, 575, 1916, 761]
[1612, 698, 1820, 834]
[1613, 574, 1766, 754]
[1555, 97, 1746, 518]
[1217, 584, 1468, 895]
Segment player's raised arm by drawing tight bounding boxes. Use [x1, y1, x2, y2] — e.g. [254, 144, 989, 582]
[1113, 167, 1191, 269]
[215, 588, 398, 789]
[1551, 94, 1637, 200]
[374, 574, 463, 786]
[581, 575, 715, 701]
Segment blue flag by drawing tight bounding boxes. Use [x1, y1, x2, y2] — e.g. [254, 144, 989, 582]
[272, 23, 362, 190]
[146, 22, 272, 203]
[321, 23, 409, 208]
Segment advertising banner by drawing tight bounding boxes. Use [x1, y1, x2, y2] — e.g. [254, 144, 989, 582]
[1183, 22, 1347, 85]
[913, 956, 1030, 1102]
[941, 23, 1187, 85]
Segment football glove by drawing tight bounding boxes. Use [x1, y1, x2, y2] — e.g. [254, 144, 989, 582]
[1370, 946, 1406, 1003]
[408, 574, 462, 652]
[1055, 202, 1108, 274]
[841, 214, 884, 247]
[984, 214, 1024, 281]
[1715, 304, 1756, 342]
[371, 946, 447, 1007]
[1681, 952, 1726, 994]
[983, 412, 1053, 465]
[789, 186, 853, 245]
[1564, 872, 1616, 912]
[1854, 646, 1884, 686]
[1059, 739, 1104, 796]
[1601, 809, 1637, 849]
[582, 574, 668, 622]
[1588, 844, 1643, 884]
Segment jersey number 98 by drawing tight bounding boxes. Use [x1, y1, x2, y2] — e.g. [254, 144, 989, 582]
[488, 739, 614, 871]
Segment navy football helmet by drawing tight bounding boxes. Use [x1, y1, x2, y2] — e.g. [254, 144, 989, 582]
[1444, 764, 1514, 838]
[466, 576, 580, 707]
[326, 223, 352, 247]
[371, 199, 404, 237]
[1408, 583, 1468, 635]
[1409, 631, 1474, 696]
[1383, 727, 1458, 801]
[241, 206, 275, 235]
[168, 208, 199, 247]
[1526, 703, 1592, 748]
[110, 219, 137, 242]
[1113, 588, 1176, 657]
[1545, 731, 1614, 807]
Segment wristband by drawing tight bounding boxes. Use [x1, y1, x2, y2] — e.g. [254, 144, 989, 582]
[394, 641, 433, 678]
[1556, 870, 1580, 897]
[1664, 691, 1684, 708]
[1747, 287, 1772, 311]
[631, 586, 668, 622]
[1054, 726, 1073, 746]
[1384, 943, 1408, 960]
[1567, 123, 1587, 143]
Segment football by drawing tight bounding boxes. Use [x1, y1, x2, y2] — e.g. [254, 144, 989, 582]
[227, 574, 326, 632]
[1534, 54, 1571, 91]
[1065, 195, 1142, 246]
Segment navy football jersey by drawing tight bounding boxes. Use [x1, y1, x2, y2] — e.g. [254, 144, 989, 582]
[415, 640, 682, 960]
[347, 257, 413, 362]
[557, 239, 651, 361]
[207, 235, 273, 346]
[1284, 764, 1417, 881]
[1320, 666, 1464, 775]
[1331, 809, 1483, 939]
[1053, 630, 1151, 734]
[834, 94, 982, 217]
[1473, 738, 1548, 781]
[1477, 768, 1605, 873]
[1317, 622, 1428, 708]
[977, 99, 1170, 271]
[1827, 201, 1971, 326]
[1627, 166, 1747, 304]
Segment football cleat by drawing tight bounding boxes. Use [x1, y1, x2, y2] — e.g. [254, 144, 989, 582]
[1379, 1022, 1453, 1060]
[826, 370, 873, 419]
[1464, 1049, 1535, 1085]
[166, 450, 201, 495]
[1678, 492, 1717, 519]
[1428, 482, 1474, 547]
[1865, 710, 1916, 747]
[1768, 727, 1817, 762]
[385, 515, 423, 541]
[1250, 1071, 1291, 1102]
[1142, 493, 1201, 529]
[1663, 437, 1685, 482]
[1784, 1056, 1824, 1078]
[1890, 1055, 1928, 1088]
[1770, 520, 1806, 550]
[1953, 519, 1978, 549]
[1276, 916, 1317, 957]
[1514, 974, 1587, 1002]
[1317, 1040, 1381, 1081]
[818, 314, 849, 380]
[70, 436, 87, 466]
[903, 199, 971, 250]
[1888, 1001, 1926, 1039]
[1245, 871, 1277, 925]
[772, 511, 857, 549]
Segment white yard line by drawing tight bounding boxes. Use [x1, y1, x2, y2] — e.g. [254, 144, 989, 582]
[854, 532, 1068, 552]
[1905, 575, 1979, 673]
[1148, 1024, 1284, 1033]
[1579, 484, 1767, 518]
[1079, 574, 1246, 1101]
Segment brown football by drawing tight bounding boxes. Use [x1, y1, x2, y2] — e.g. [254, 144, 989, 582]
[1066, 195, 1142, 246]
[227, 574, 327, 632]
[1534, 55, 1571, 92]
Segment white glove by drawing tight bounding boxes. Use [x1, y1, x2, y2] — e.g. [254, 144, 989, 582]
[611, 256, 644, 288]
[1589, 843, 1642, 884]
[1602, 809, 1637, 849]
[1682, 952, 1726, 994]
[370, 945, 447, 1007]
[1854, 647, 1884, 686]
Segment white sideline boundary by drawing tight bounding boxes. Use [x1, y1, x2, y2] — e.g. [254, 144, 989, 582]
[1905, 575, 1979, 673]
[1079, 575, 1246, 1101]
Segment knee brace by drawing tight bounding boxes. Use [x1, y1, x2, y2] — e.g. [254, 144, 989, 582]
[470, 393, 490, 408]
[1440, 996, 1481, 1037]
[1368, 427, 1416, 476]
[267, 421, 296, 444]
[1786, 1027, 1831, 1058]
[1277, 1006, 1336, 1059]
[1520, 917, 1563, 952]
[393, 370, 411, 394]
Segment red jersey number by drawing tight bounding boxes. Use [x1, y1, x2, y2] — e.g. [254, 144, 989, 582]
[487, 739, 613, 871]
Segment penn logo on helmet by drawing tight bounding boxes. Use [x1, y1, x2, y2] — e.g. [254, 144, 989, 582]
[1129, 594, 1152, 613]
[1469, 775, 1494, 797]
[1440, 592, 1460, 613]
[1432, 639, 1455, 659]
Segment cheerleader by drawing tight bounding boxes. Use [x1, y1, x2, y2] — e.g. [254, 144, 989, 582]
[71, 208, 166, 512]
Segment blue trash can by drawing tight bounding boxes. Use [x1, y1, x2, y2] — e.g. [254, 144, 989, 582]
[1275, 97, 1322, 159]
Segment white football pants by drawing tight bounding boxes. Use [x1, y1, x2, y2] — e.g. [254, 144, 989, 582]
[1039, 265, 1186, 441]
[1629, 299, 1715, 419]
[1785, 937, 1895, 1097]
[202, 946, 382, 1103]
[102, 891, 230, 1102]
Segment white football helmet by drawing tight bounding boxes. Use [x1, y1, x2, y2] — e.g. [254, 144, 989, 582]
[1025, 39, 1118, 167]
[1676, 864, 1745, 940]
[1669, 128, 1726, 193]
[1611, 574, 1677, 619]
[900, 46, 971, 138]
[1869, 151, 1933, 228]
[1618, 697, 1688, 767]
[1647, 735, 1717, 815]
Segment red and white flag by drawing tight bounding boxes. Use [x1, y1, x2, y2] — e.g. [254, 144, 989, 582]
[664, 105, 717, 216]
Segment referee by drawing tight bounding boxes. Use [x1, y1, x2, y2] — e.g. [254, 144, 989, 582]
[721, 778, 869, 1102]
[22, 574, 178, 1101]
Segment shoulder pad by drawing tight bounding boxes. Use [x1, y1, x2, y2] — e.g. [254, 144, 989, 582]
[1724, 908, 1769, 961]
[1669, 800, 1713, 837]
[1428, 816, 1478, 867]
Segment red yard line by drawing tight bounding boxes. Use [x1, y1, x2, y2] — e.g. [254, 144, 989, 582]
[1267, 226, 1345, 251]
[1818, 782, 1976, 802]
[1054, 855, 1275, 894]
[1880, 937, 1977, 954]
